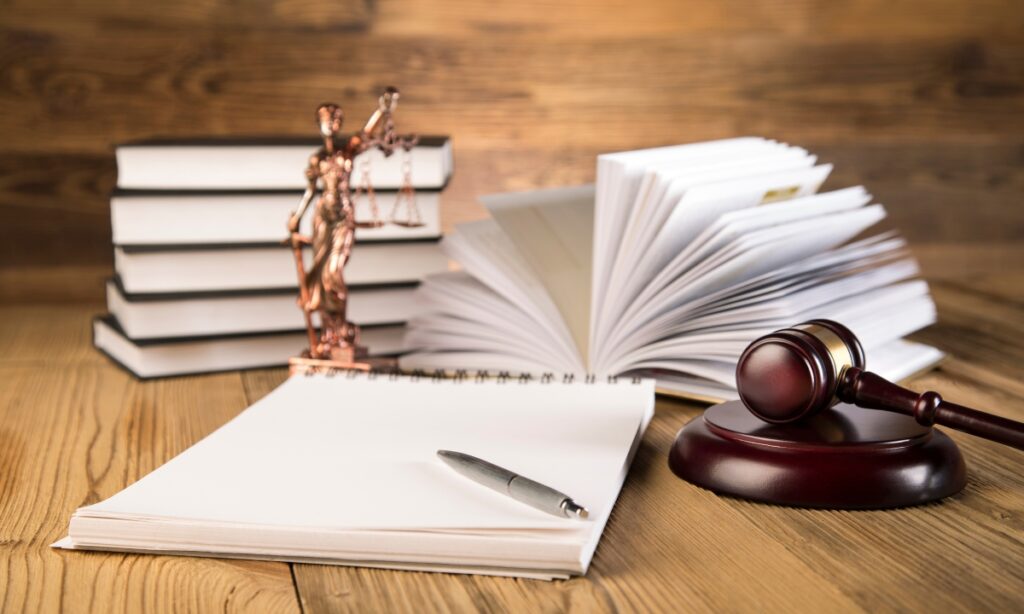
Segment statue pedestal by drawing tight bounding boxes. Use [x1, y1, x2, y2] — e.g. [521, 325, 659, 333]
[288, 354, 398, 376]
[669, 400, 967, 509]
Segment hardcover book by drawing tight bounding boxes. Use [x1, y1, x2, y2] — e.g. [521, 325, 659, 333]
[111, 189, 443, 246]
[92, 316, 405, 379]
[105, 278, 420, 340]
[113, 239, 449, 294]
[115, 136, 453, 190]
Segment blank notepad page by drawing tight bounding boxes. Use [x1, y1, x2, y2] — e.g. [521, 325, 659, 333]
[60, 373, 656, 579]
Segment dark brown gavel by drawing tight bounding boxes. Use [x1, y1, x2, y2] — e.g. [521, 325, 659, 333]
[736, 319, 1024, 451]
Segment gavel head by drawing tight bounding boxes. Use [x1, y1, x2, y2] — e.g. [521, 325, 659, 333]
[736, 319, 865, 423]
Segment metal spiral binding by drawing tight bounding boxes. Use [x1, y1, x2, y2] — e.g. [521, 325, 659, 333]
[300, 367, 647, 384]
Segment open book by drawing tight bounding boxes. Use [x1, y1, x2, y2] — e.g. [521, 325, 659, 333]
[400, 138, 942, 400]
[57, 373, 655, 580]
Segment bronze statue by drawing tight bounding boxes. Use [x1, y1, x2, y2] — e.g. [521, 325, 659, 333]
[287, 87, 418, 369]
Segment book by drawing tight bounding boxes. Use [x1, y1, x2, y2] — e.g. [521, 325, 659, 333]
[114, 240, 450, 294]
[106, 278, 420, 340]
[56, 372, 655, 580]
[111, 188, 443, 246]
[115, 136, 453, 190]
[92, 316, 405, 379]
[399, 138, 943, 400]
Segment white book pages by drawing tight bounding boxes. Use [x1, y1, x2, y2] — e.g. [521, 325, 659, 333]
[643, 187, 872, 306]
[668, 260, 920, 336]
[442, 223, 584, 371]
[404, 272, 580, 371]
[603, 146, 815, 309]
[682, 243, 908, 322]
[405, 316, 563, 367]
[591, 138, 780, 358]
[676, 234, 908, 320]
[595, 164, 833, 362]
[402, 139, 943, 398]
[482, 186, 595, 362]
[598, 205, 889, 371]
[595, 146, 815, 364]
[611, 281, 936, 374]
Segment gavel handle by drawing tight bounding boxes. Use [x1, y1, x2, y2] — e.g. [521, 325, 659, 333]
[839, 367, 1024, 451]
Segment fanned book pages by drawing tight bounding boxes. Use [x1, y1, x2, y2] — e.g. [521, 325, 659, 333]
[57, 373, 656, 580]
[400, 138, 942, 400]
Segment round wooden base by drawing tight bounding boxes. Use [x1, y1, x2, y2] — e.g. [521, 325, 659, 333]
[669, 400, 967, 509]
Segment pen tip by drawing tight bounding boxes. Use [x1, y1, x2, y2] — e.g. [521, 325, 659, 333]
[563, 500, 589, 520]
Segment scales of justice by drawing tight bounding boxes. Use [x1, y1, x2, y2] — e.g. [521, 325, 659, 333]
[286, 86, 422, 374]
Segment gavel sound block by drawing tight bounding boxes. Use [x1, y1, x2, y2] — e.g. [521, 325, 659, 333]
[668, 319, 1018, 509]
[668, 400, 967, 509]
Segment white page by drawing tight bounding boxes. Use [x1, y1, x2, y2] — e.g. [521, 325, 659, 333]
[596, 164, 832, 363]
[638, 186, 871, 310]
[442, 222, 584, 371]
[603, 147, 815, 311]
[595, 145, 815, 365]
[607, 281, 935, 375]
[403, 272, 579, 372]
[669, 260, 920, 334]
[483, 186, 595, 361]
[404, 316, 571, 372]
[403, 313, 581, 374]
[591, 138, 779, 363]
[74, 375, 655, 532]
[673, 234, 908, 320]
[678, 245, 907, 322]
[599, 205, 888, 371]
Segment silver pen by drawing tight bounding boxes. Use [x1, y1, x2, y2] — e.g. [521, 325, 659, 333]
[437, 450, 589, 519]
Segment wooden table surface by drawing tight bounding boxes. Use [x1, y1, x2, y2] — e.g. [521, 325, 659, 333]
[1, 247, 1023, 612]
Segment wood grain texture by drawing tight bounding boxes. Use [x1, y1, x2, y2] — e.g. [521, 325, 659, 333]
[1, 252, 1020, 612]
[0, 309, 299, 613]
[1, 0, 1023, 303]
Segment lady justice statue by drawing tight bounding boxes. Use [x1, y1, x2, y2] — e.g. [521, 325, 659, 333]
[286, 87, 418, 371]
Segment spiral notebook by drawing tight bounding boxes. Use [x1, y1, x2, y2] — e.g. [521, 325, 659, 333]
[55, 371, 656, 580]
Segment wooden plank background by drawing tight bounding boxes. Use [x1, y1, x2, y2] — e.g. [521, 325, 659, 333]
[1, 0, 1022, 302]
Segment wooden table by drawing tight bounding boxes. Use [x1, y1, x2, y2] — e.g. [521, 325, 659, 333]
[2, 248, 1023, 612]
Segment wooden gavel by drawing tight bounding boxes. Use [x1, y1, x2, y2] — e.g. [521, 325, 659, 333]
[736, 319, 1024, 451]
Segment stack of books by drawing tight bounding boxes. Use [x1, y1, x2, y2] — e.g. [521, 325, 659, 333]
[94, 136, 454, 378]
